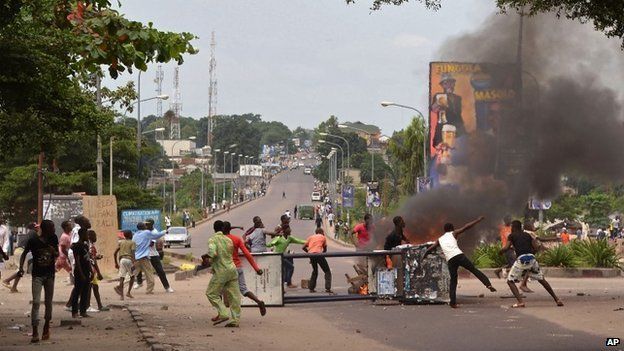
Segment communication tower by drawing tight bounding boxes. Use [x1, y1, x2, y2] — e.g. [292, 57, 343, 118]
[207, 31, 218, 148]
[170, 67, 182, 139]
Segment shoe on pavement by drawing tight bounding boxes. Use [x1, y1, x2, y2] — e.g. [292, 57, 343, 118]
[212, 316, 229, 326]
[166, 287, 175, 293]
[2, 281, 11, 289]
[258, 301, 266, 316]
[98, 306, 110, 311]
[86, 307, 99, 313]
[64, 306, 72, 312]
[224, 322, 239, 328]
[133, 283, 143, 289]
[286, 284, 298, 288]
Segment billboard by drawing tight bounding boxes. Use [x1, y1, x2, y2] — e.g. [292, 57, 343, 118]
[239, 164, 263, 177]
[121, 209, 162, 232]
[428, 62, 520, 187]
[342, 185, 355, 208]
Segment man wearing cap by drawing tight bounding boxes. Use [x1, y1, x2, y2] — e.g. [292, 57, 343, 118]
[132, 220, 166, 295]
[431, 73, 465, 148]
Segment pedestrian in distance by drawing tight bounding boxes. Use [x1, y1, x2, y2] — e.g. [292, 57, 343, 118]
[500, 220, 564, 308]
[303, 227, 333, 294]
[70, 227, 92, 318]
[55, 221, 73, 283]
[222, 221, 266, 317]
[424, 216, 496, 308]
[205, 220, 242, 327]
[114, 230, 136, 300]
[164, 215, 171, 230]
[19, 220, 58, 343]
[293, 205, 298, 220]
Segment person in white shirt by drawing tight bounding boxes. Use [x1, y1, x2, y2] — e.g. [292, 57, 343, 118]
[424, 216, 496, 308]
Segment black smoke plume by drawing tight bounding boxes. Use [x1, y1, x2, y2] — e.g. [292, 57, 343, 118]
[374, 12, 624, 250]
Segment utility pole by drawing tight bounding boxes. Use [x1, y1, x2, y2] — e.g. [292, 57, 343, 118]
[96, 74, 103, 195]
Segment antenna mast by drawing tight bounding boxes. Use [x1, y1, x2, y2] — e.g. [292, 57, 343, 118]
[207, 31, 218, 148]
[155, 65, 164, 119]
[170, 67, 182, 139]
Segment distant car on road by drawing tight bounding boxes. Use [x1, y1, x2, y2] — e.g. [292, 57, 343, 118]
[311, 191, 322, 201]
[304, 167, 311, 175]
[164, 226, 191, 248]
[298, 162, 304, 167]
[301, 156, 306, 160]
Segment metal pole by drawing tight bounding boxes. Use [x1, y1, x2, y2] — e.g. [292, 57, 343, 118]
[201, 166, 204, 208]
[371, 148, 375, 182]
[96, 75, 103, 195]
[230, 153, 234, 202]
[173, 175, 177, 213]
[223, 152, 227, 201]
[109, 137, 115, 195]
[37, 151, 44, 224]
[136, 71, 142, 171]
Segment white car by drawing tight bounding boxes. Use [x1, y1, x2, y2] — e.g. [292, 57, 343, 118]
[164, 226, 191, 248]
[304, 167, 312, 175]
[311, 191, 322, 201]
[298, 162, 304, 167]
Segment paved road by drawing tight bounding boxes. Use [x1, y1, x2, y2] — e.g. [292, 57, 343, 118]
[168, 166, 357, 294]
[166, 168, 623, 351]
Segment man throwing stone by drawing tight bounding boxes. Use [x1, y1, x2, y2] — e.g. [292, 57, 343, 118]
[500, 220, 564, 308]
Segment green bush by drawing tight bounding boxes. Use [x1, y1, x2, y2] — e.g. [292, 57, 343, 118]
[472, 242, 506, 268]
[570, 239, 621, 268]
[538, 244, 579, 267]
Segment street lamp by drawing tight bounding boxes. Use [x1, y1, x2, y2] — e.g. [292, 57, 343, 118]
[223, 151, 229, 201]
[319, 140, 344, 184]
[212, 148, 221, 207]
[339, 123, 376, 182]
[170, 136, 196, 213]
[380, 101, 428, 178]
[141, 127, 166, 135]
[319, 132, 350, 178]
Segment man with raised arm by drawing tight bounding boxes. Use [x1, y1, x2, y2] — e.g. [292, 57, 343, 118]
[424, 216, 496, 308]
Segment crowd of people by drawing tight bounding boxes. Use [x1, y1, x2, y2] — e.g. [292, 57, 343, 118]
[0, 215, 175, 343]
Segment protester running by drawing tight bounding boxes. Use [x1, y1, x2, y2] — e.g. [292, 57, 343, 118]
[205, 220, 242, 327]
[69, 228, 92, 318]
[245, 216, 278, 253]
[352, 213, 373, 250]
[268, 223, 306, 288]
[424, 216, 496, 308]
[132, 221, 166, 295]
[500, 220, 564, 308]
[223, 221, 266, 316]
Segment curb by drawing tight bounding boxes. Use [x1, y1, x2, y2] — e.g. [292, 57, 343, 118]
[191, 196, 260, 228]
[461, 267, 623, 279]
[126, 306, 168, 351]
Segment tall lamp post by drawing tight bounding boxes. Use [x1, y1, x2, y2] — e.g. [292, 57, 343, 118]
[380, 101, 428, 178]
[338, 124, 376, 182]
[319, 140, 344, 184]
[212, 148, 221, 207]
[170, 136, 196, 213]
[319, 132, 350, 176]
[136, 127, 165, 198]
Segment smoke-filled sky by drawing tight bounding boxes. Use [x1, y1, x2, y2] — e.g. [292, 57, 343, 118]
[373, 13, 624, 248]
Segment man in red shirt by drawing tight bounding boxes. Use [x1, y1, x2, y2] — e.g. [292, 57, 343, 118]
[352, 213, 373, 250]
[223, 222, 266, 317]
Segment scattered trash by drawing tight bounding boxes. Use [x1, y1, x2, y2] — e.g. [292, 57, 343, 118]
[576, 293, 585, 296]
[161, 305, 169, 311]
[614, 307, 624, 311]
[105, 326, 114, 330]
[356, 329, 361, 334]
[7, 324, 24, 331]
[478, 294, 485, 298]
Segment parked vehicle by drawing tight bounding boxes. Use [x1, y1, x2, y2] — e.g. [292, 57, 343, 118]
[297, 204, 315, 220]
[311, 191, 322, 201]
[304, 167, 311, 175]
[164, 226, 191, 248]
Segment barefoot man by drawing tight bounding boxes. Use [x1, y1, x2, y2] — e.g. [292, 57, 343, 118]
[424, 216, 496, 308]
[500, 220, 564, 308]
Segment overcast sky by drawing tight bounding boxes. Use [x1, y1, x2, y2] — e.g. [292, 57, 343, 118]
[107, 0, 497, 135]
